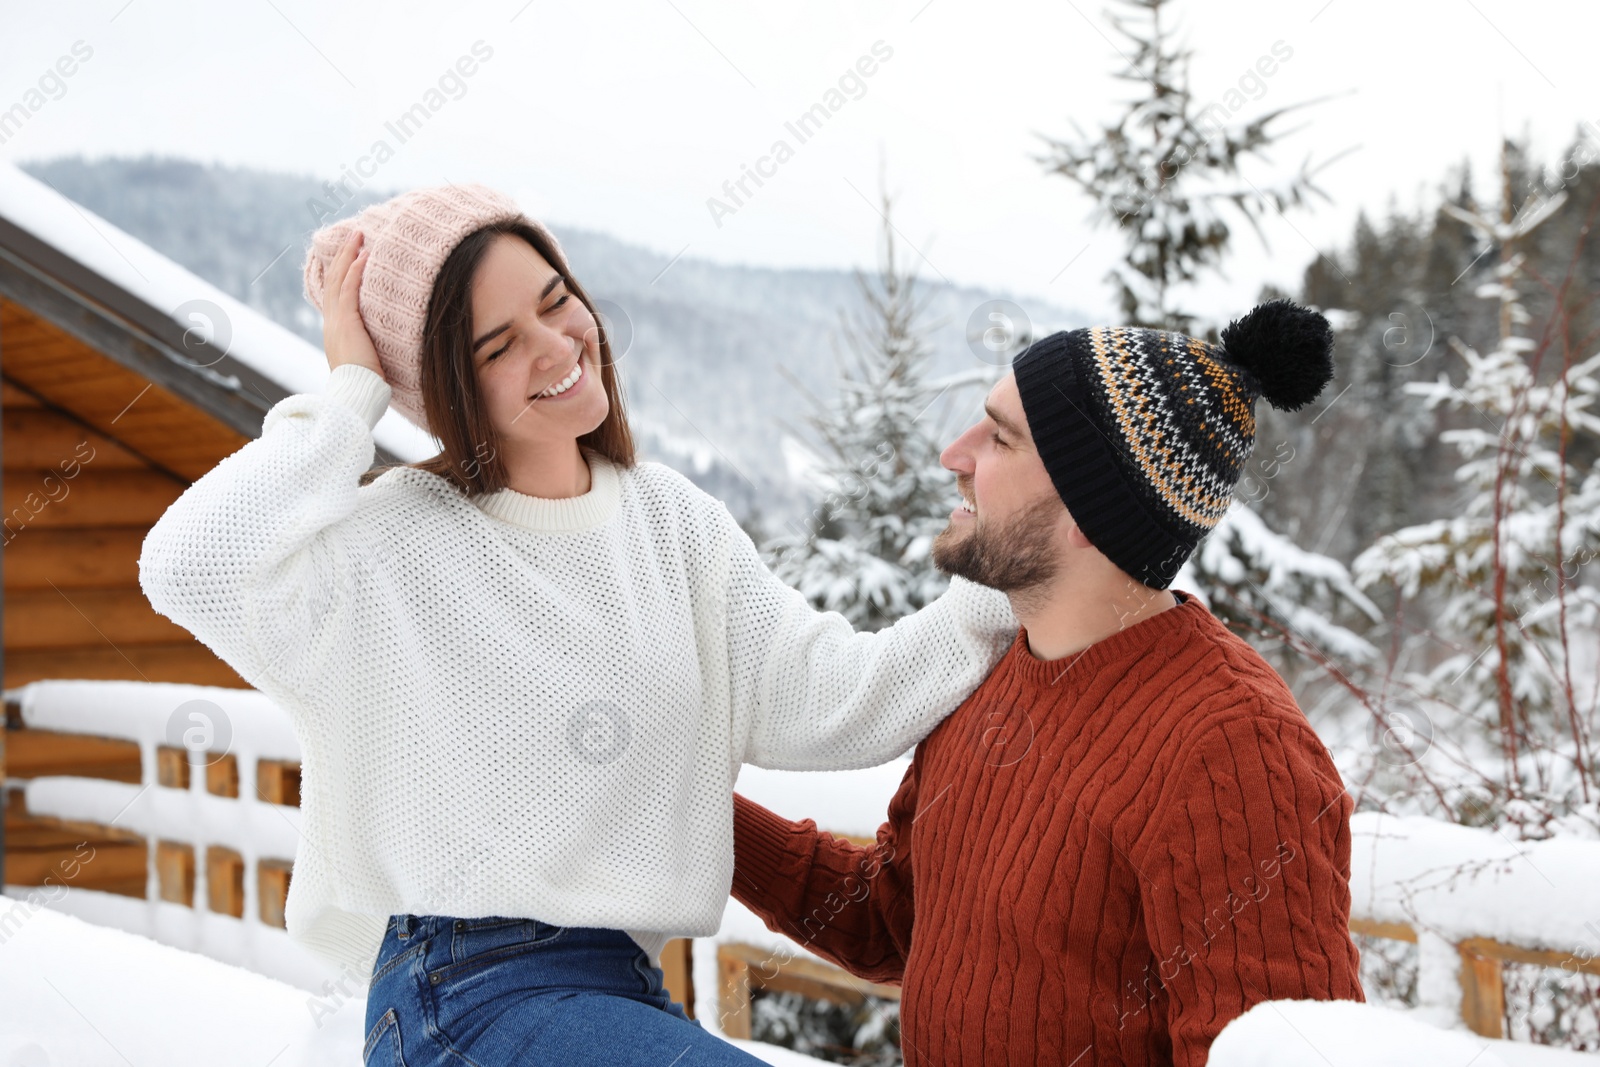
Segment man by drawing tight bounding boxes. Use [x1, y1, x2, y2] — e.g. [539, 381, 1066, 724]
[729, 300, 1365, 1065]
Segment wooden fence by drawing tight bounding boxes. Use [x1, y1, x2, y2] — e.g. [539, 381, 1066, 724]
[1, 693, 696, 1000]
[7, 694, 1596, 1045]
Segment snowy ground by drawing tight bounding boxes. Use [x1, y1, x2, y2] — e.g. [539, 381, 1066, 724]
[0, 906, 823, 1067]
[10, 903, 1597, 1067]
[1210, 1000, 1597, 1066]
[9, 681, 1600, 1062]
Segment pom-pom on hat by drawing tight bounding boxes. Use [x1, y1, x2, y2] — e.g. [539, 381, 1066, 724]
[1011, 299, 1335, 589]
[302, 183, 563, 434]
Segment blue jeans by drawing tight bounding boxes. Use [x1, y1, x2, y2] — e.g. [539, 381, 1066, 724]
[363, 914, 765, 1066]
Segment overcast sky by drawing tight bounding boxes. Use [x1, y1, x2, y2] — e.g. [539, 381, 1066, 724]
[3, 0, 1596, 326]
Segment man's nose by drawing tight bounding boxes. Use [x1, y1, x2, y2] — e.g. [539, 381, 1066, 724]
[941, 426, 978, 473]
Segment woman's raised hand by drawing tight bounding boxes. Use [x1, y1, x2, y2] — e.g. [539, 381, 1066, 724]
[321, 230, 386, 379]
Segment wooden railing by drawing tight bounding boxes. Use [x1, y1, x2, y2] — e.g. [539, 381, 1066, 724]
[9, 695, 1593, 1046]
[2, 695, 698, 999]
[1348, 916, 1600, 1039]
[3, 702, 302, 924]
[717, 940, 902, 1039]
[714, 888, 1600, 1044]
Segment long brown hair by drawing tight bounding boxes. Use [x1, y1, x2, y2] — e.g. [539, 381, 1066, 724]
[366, 219, 636, 493]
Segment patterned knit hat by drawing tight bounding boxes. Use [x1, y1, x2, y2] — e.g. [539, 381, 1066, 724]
[302, 183, 563, 433]
[1011, 299, 1335, 589]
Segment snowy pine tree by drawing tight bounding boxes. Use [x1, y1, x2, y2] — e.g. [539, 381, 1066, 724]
[1181, 502, 1382, 672]
[763, 188, 981, 631]
[1038, 0, 1340, 332]
[1038, 0, 1374, 664]
[1352, 148, 1600, 824]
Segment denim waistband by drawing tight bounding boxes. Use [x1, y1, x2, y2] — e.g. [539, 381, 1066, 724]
[389, 913, 563, 941]
[370, 913, 669, 1005]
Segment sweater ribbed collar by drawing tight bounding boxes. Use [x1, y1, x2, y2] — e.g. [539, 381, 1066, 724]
[1004, 589, 1206, 689]
[473, 451, 622, 532]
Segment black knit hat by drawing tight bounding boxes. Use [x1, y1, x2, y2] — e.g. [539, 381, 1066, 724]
[1011, 299, 1335, 589]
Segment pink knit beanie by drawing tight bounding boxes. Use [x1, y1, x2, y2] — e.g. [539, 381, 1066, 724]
[302, 183, 565, 433]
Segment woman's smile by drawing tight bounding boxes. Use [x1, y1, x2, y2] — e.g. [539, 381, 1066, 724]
[534, 356, 587, 401]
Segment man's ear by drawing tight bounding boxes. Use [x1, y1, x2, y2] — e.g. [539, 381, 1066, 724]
[1056, 499, 1095, 550]
[1065, 524, 1097, 551]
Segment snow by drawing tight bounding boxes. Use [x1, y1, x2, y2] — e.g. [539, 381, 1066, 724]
[735, 760, 906, 840]
[16, 686, 1600, 1062]
[7, 681, 324, 988]
[1317, 308, 1361, 332]
[8, 680, 907, 984]
[0, 905, 825, 1066]
[1350, 811, 1600, 955]
[1210, 1000, 1596, 1066]
[11, 900, 1599, 1067]
[1350, 811, 1600, 1026]
[7, 884, 340, 997]
[0, 905, 360, 1067]
[1193, 500, 1383, 665]
[1345, 194, 1600, 860]
[21, 868, 1593, 1061]
[0, 160, 437, 463]
[2, 680, 869, 1060]
[26, 776, 300, 859]
[14, 679, 299, 760]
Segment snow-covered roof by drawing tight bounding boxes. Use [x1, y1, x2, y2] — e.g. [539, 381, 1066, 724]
[0, 159, 435, 462]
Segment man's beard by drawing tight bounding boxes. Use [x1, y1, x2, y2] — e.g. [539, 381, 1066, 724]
[932, 492, 1063, 595]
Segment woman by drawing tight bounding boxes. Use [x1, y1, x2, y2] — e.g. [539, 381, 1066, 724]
[139, 183, 1016, 1065]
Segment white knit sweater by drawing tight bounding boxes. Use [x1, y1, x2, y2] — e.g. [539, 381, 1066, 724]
[138, 364, 1018, 976]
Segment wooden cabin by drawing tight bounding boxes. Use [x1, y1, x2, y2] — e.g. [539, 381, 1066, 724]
[0, 164, 418, 925]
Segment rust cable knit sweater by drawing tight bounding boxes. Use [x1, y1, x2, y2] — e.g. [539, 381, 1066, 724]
[731, 590, 1364, 1065]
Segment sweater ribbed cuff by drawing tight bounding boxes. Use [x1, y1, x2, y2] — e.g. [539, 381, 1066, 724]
[324, 363, 392, 430]
[731, 793, 812, 905]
